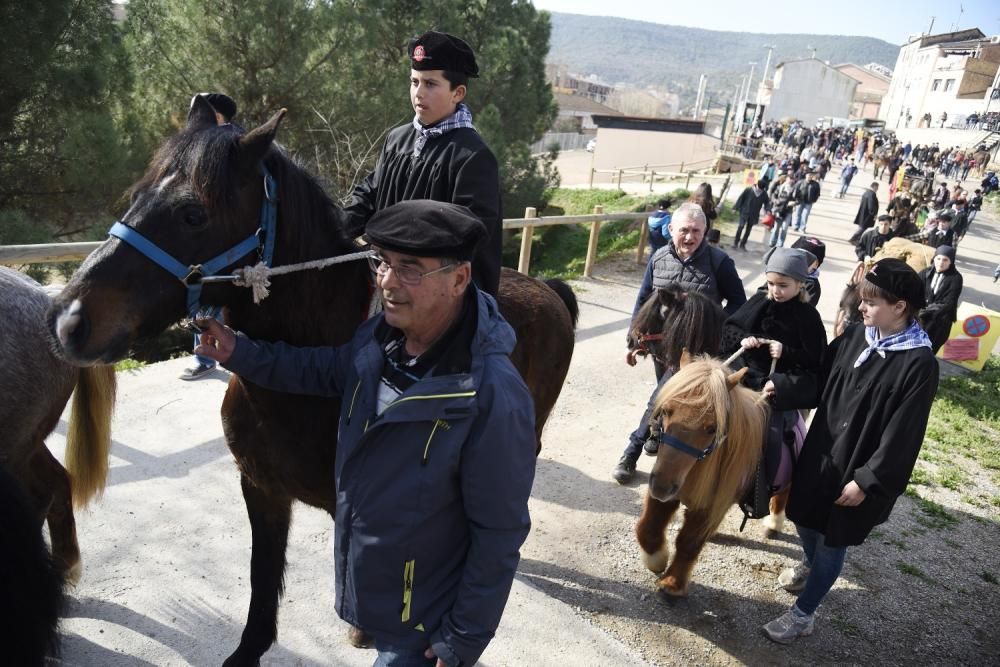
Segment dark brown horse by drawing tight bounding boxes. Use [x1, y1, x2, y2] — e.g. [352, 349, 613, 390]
[1, 267, 116, 587]
[47, 100, 576, 666]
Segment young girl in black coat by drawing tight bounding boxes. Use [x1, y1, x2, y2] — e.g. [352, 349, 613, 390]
[720, 248, 827, 521]
[764, 258, 939, 644]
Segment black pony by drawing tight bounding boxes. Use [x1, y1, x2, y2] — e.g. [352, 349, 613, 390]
[48, 99, 577, 665]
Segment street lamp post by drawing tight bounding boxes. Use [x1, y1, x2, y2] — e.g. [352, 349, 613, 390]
[760, 44, 775, 103]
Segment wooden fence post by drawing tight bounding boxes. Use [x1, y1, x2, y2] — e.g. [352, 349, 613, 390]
[685, 171, 693, 190]
[589, 167, 595, 189]
[518, 207, 536, 274]
[648, 170, 655, 192]
[616, 169, 623, 189]
[636, 204, 653, 265]
[584, 205, 603, 278]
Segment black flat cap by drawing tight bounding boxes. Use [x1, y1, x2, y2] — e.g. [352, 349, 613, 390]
[197, 92, 237, 121]
[791, 236, 825, 265]
[865, 258, 926, 309]
[365, 200, 485, 260]
[408, 31, 479, 77]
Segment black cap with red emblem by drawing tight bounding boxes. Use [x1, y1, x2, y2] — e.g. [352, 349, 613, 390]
[408, 31, 479, 77]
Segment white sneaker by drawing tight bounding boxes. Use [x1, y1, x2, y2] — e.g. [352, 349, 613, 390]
[763, 606, 815, 644]
[778, 562, 811, 592]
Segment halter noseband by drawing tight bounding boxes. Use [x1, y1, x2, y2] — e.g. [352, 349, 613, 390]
[655, 430, 722, 461]
[108, 165, 279, 318]
[628, 329, 667, 366]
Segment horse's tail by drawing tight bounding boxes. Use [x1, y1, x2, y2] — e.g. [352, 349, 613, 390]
[544, 279, 579, 329]
[66, 365, 116, 508]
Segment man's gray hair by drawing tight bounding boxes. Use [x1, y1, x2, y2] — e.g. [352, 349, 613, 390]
[672, 202, 707, 227]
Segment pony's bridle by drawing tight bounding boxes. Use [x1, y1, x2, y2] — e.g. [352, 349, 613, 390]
[107, 165, 279, 318]
[654, 429, 724, 461]
[627, 330, 666, 366]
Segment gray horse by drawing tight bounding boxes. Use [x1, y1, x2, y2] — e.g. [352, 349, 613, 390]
[0, 266, 116, 584]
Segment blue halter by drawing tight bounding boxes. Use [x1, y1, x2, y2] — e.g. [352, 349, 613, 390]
[108, 166, 278, 317]
[656, 431, 720, 461]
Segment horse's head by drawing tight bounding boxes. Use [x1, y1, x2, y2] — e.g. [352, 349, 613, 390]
[647, 354, 748, 502]
[631, 284, 725, 369]
[48, 97, 287, 364]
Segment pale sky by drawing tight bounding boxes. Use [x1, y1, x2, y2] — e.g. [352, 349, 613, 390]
[532, 0, 1000, 45]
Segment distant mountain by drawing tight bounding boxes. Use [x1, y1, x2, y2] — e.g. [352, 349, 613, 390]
[546, 12, 900, 113]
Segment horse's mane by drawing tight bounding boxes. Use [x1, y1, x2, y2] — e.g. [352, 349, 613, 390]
[129, 124, 356, 262]
[635, 284, 725, 366]
[652, 356, 768, 534]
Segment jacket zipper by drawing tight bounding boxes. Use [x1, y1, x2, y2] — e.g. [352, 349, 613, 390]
[401, 559, 415, 623]
[346, 379, 362, 422]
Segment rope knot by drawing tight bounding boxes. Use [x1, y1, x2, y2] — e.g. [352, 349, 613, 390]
[235, 262, 272, 303]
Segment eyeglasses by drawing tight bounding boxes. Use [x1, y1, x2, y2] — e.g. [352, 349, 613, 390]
[368, 254, 460, 286]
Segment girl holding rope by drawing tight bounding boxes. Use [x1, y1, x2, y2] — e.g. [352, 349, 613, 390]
[719, 248, 827, 527]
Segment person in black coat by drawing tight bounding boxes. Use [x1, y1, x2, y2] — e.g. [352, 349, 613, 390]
[765, 259, 938, 644]
[732, 182, 770, 250]
[340, 31, 502, 296]
[918, 245, 963, 353]
[848, 182, 879, 244]
[854, 215, 893, 260]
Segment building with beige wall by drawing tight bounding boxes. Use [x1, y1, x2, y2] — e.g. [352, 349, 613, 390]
[835, 64, 891, 119]
[590, 115, 719, 172]
[880, 29, 1000, 129]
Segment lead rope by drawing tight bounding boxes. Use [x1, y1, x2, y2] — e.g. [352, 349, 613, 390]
[218, 249, 375, 304]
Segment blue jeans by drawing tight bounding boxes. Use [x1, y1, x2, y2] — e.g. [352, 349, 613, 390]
[769, 214, 792, 247]
[793, 202, 812, 231]
[793, 524, 847, 616]
[838, 180, 850, 197]
[373, 643, 436, 667]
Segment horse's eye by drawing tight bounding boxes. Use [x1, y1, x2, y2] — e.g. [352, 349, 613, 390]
[705, 425, 717, 435]
[664, 408, 673, 419]
[184, 208, 207, 227]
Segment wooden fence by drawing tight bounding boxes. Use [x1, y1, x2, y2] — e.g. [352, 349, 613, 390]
[0, 208, 657, 278]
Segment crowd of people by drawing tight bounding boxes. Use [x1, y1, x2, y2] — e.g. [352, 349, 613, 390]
[617, 113, 995, 645]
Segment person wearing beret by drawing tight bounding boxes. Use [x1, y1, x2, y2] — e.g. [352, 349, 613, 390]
[340, 30, 503, 297]
[764, 258, 938, 644]
[193, 200, 536, 667]
[917, 245, 963, 353]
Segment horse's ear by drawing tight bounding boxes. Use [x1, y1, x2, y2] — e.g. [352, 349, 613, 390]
[187, 94, 218, 130]
[679, 348, 693, 367]
[726, 367, 748, 390]
[239, 108, 288, 171]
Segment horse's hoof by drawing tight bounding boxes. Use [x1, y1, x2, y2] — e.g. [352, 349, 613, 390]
[762, 513, 784, 533]
[640, 545, 669, 575]
[655, 576, 689, 601]
[64, 561, 82, 587]
[655, 587, 688, 606]
[222, 651, 260, 667]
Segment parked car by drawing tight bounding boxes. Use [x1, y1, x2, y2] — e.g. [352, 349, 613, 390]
[586, 138, 596, 152]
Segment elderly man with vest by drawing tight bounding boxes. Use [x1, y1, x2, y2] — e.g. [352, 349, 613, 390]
[194, 200, 536, 667]
[613, 202, 747, 483]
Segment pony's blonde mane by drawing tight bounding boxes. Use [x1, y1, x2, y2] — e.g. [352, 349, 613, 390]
[652, 357, 769, 537]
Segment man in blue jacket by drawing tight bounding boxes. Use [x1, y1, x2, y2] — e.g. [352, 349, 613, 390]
[194, 200, 536, 667]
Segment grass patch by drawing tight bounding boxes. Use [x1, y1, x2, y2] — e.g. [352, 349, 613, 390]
[115, 358, 147, 373]
[937, 465, 968, 491]
[924, 356, 1000, 483]
[912, 495, 960, 529]
[886, 538, 908, 550]
[908, 466, 932, 487]
[943, 538, 962, 549]
[830, 616, 863, 638]
[896, 561, 926, 579]
[981, 571, 999, 585]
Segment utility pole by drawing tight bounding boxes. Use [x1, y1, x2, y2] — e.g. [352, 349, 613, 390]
[927, 16, 935, 35]
[760, 44, 776, 99]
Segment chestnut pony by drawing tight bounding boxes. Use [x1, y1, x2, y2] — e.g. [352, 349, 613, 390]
[635, 355, 768, 598]
[47, 99, 576, 665]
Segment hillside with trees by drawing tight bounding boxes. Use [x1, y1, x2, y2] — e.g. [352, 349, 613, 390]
[547, 12, 900, 114]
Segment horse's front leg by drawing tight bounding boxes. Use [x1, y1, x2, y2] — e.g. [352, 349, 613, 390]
[29, 445, 81, 584]
[763, 487, 791, 535]
[656, 506, 717, 598]
[636, 494, 680, 575]
[224, 474, 292, 667]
